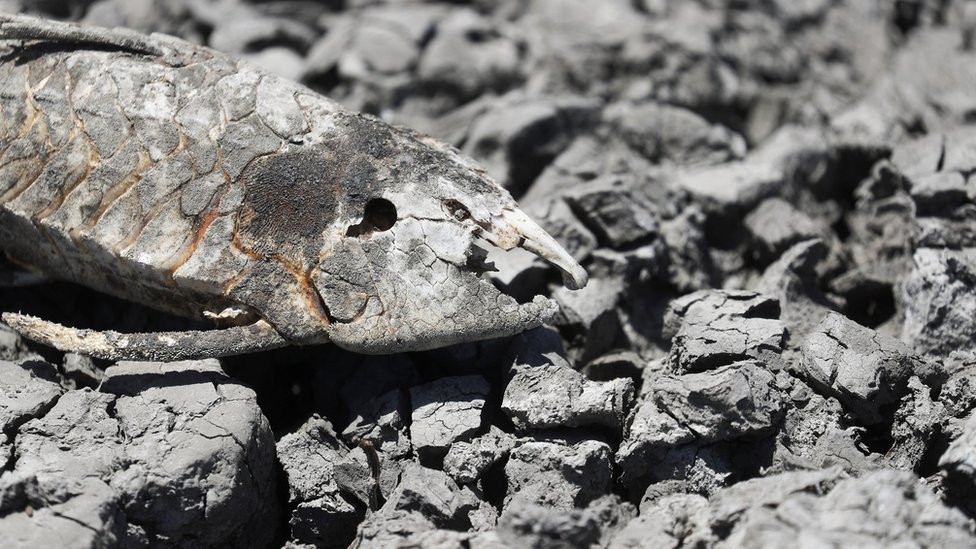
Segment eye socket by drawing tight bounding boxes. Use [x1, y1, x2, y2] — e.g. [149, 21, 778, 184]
[363, 198, 397, 231]
[443, 199, 471, 221]
[346, 198, 397, 237]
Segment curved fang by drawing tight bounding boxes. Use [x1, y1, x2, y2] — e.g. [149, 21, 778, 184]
[483, 208, 589, 290]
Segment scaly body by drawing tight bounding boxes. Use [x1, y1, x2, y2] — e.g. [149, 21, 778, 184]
[0, 15, 586, 360]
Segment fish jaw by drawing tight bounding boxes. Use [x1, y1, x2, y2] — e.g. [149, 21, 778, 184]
[315, 212, 578, 354]
[324, 289, 558, 354]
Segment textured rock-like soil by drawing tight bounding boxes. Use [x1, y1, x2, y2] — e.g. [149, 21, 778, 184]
[2, 0, 976, 547]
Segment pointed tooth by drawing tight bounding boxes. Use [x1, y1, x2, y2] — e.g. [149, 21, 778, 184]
[496, 209, 588, 290]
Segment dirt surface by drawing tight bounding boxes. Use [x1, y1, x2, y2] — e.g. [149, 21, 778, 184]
[1, 0, 976, 547]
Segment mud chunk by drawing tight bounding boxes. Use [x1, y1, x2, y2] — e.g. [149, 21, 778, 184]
[519, 0, 645, 93]
[394, 529, 484, 548]
[708, 467, 846, 530]
[0, 475, 125, 549]
[672, 160, 782, 216]
[380, 463, 480, 529]
[418, 9, 521, 99]
[771, 381, 879, 474]
[744, 198, 824, 262]
[610, 493, 709, 549]
[563, 176, 661, 248]
[342, 22, 417, 77]
[910, 170, 969, 215]
[4, 360, 278, 547]
[718, 469, 976, 547]
[915, 208, 976, 250]
[756, 239, 836, 339]
[886, 377, 946, 471]
[410, 375, 490, 458]
[552, 277, 624, 364]
[665, 290, 786, 373]
[604, 101, 745, 165]
[0, 360, 61, 435]
[209, 16, 316, 57]
[653, 362, 787, 441]
[659, 205, 717, 292]
[617, 361, 788, 490]
[343, 388, 412, 459]
[245, 47, 307, 83]
[277, 415, 365, 548]
[0, 325, 40, 363]
[890, 132, 945, 180]
[0, 360, 61, 469]
[60, 353, 103, 390]
[521, 135, 655, 212]
[524, 196, 599, 263]
[940, 362, 976, 419]
[502, 329, 634, 432]
[106, 360, 278, 545]
[801, 312, 933, 425]
[616, 396, 696, 484]
[504, 438, 613, 510]
[351, 510, 435, 549]
[497, 500, 601, 549]
[586, 495, 639, 547]
[901, 248, 976, 361]
[462, 94, 600, 195]
[443, 426, 516, 485]
[940, 411, 976, 493]
[845, 166, 917, 285]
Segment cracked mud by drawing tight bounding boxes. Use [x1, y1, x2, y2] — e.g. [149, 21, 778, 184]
[2, 0, 976, 548]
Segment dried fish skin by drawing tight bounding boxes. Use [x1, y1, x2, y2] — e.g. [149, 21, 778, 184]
[0, 15, 586, 357]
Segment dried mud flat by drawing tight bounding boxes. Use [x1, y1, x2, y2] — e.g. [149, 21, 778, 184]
[2, 0, 976, 547]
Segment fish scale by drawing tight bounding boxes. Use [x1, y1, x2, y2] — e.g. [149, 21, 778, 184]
[1, 44, 256, 320]
[0, 14, 587, 361]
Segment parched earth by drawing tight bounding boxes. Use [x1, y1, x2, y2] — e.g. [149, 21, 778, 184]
[1, 0, 976, 547]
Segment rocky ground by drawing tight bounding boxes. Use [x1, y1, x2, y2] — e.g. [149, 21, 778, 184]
[1, 0, 976, 547]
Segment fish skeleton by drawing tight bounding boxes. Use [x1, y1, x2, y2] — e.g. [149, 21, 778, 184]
[0, 14, 587, 361]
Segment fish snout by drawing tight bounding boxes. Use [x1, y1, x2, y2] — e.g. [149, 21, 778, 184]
[479, 208, 588, 290]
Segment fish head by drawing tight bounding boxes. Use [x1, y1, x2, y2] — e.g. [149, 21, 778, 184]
[312, 115, 587, 353]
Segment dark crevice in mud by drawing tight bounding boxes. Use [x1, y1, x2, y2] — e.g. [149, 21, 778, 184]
[270, 454, 295, 549]
[831, 215, 852, 243]
[680, 352, 754, 373]
[840, 282, 896, 330]
[241, 37, 311, 56]
[916, 425, 949, 477]
[222, 345, 336, 436]
[688, 104, 751, 141]
[740, 298, 782, 320]
[411, 74, 525, 114]
[482, 452, 510, 509]
[828, 146, 892, 207]
[942, 470, 976, 521]
[703, 211, 751, 252]
[857, 403, 899, 456]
